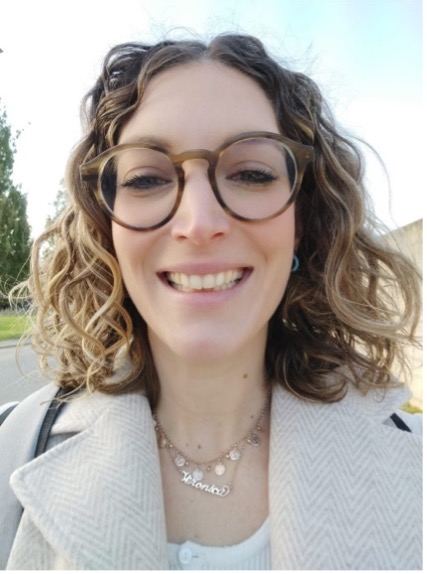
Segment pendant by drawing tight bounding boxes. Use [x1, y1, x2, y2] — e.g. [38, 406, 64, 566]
[174, 454, 186, 467]
[248, 432, 260, 446]
[229, 447, 241, 461]
[180, 470, 231, 497]
[192, 467, 204, 481]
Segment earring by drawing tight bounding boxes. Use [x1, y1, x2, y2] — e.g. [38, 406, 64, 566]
[292, 254, 300, 272]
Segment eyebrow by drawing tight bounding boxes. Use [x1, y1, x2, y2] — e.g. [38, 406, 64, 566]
[119, 135, 172, 152]
[118, 132, 275, 153]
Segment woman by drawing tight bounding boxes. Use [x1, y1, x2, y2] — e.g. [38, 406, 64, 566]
[0, 34, 421, 569]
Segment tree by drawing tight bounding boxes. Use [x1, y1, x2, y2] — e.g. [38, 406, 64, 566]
[38, 179, 70, 259]
[45, 179, 69, 228]
[0, 102, 32, 307]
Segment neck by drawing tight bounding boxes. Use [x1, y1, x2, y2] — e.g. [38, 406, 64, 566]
[149, 335, 269, 457]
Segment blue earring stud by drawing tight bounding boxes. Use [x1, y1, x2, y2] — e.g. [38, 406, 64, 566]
[292, 254, 300, 272]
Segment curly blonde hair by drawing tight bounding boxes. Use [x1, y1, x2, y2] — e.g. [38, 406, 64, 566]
[19, 34, 421, 406]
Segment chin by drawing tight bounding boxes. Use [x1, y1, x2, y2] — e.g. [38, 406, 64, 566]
[149, 328, 242, 365]
[175, 337, 234, 363]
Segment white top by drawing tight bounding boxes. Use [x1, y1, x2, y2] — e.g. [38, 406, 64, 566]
[167, 518, 271, 570]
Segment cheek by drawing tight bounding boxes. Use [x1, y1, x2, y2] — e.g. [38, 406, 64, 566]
[112, 225, 150, 287]
[112, 225, 132, 275]
[263, 214, 297, 295]
[259, 211, 296, 262]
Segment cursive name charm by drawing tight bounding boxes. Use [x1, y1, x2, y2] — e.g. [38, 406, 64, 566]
[180, 470, 231, 497]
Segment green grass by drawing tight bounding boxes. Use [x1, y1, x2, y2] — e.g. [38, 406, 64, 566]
[401, 402, 423, 414]
[0, 314, 31, 341]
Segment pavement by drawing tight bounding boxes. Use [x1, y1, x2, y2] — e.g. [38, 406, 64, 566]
[0, 339, 29, 349]
[0, 339, 47, 403]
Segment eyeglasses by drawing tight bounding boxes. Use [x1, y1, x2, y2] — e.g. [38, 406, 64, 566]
[80, 131, 314, 231]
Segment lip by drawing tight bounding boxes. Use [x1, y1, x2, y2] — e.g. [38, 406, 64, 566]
[168, 268, 244, 291]
[157, 266, 253, 296]
[159, 262, 250, 275]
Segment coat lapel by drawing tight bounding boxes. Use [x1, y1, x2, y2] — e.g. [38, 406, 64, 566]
[269, 384, 422, 570]
[10, 392, 169, 570]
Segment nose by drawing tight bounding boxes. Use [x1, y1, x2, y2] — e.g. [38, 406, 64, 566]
[170, 159, 231, 244]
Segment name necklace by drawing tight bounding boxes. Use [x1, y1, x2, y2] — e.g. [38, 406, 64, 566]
[152, 393, 269, 498]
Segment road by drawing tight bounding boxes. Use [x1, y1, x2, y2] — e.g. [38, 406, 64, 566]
[0, 344, 48, 405]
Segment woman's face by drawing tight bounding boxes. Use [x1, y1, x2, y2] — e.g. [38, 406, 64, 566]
[113, 61, 297, 363]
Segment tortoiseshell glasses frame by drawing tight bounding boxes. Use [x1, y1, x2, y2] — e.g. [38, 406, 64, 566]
[80, 131, 314, 231]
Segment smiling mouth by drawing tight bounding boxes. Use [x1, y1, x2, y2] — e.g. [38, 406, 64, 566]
[165, 269, 245, 292]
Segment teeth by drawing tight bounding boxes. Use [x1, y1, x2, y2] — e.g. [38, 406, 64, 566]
[201, 274, 215, 289]
[167, 269, 243, 291]
[189, 275, 202, 289]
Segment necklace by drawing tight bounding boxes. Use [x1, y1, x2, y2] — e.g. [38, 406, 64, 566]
[153, 392, 270, 498]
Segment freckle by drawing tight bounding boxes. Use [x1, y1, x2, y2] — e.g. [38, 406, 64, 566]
[243, 373, 248, 379]
[198, 444, 202, 449]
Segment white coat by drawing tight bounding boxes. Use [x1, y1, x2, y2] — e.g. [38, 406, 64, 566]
[1, 380, 422, 569]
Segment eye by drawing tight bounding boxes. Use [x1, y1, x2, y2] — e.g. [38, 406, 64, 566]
[121, 173, 172, 190]
[228, 168, 278, 185]
[116, 171, 176, 202]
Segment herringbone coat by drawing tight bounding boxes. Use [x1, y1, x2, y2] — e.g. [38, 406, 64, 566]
[1, 381, 422, 569]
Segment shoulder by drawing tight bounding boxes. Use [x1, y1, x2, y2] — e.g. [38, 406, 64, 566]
[340, 377, 422, 436]
[48, 386, 150, 439]
[0, 402, 19, 424]
[272, 372, 421, 436]
[384, 409, 422, 435]
[0, 383, 151, 456]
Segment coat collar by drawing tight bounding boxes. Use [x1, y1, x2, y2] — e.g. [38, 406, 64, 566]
[10, 382, 421, 570]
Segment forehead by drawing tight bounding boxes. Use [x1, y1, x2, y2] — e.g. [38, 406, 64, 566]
[119, 61, 280, 149]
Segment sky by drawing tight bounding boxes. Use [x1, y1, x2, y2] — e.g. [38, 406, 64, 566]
[0, 0, 423, 238]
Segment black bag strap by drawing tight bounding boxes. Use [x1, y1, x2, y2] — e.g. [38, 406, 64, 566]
[390, 412, 412, 432]
[34, 387, 70, 456]
[0, 404, 19, 426]
[0, 387, 71, 455]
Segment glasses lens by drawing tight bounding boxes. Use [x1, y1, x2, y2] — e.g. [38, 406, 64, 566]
[99, 148, 179, 228]
[216, 137, 297, 220]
